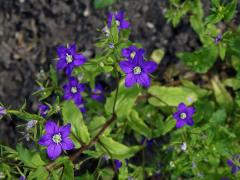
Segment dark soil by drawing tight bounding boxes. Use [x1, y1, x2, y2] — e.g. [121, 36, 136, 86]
[0, 0, 239, 145]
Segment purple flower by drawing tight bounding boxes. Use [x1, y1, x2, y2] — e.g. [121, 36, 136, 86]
[0, 106, 6, 117]
[19, 176, 26, 180]
[63, 77, 85, 106]
[214, 34, 222, 44]
[38, 104, 49, 118]
[122, 45, 144, 60]
[91, 84, 105, 102]
[173, 103, 196, 128]
[227, 155, 240, 174]
[119, 50, 158, 88]
[114, 159, 122, 170]
[39, 121, 74, 160]
[56, 43, 86, 76]
[108, 10, 130, 30]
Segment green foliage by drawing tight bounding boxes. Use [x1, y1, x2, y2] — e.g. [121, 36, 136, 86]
[98, 136, 142, 159]
[177, 46, 218, 73]
[62, 101, 90, 145]
[94, 0, 116, 9]
[1, 1, 240, 179]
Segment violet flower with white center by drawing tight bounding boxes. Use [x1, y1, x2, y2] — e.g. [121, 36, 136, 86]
[173, 102, 196, 128]
[39, 121, 74, 160]
[119, 49, 158, 88]
[56, 43, 87, 76]
[91, 84, 105, 102]
[122, 45, 144, 60]
[108, 10, 130, 31]
[38, 104, 49, 118]
[63, 77, 85, 106]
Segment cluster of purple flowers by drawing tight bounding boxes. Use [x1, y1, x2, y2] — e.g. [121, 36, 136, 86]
[119, 45, 158, 88]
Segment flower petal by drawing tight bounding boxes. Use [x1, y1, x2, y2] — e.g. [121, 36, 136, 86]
[38, 134, 52, 146]
[187, 106, 196, 117]
[57, 46, 67, 59]
[73, 54, 86, 66]
[173, 112, 180, 121]
[186, 118, 194, 126]
[68, 43, 76, 54]
[121, 48, 131, 58]
[137, 73, 150, 88]
[62, 138, 75, 150]
[125, 74, 136, 88]
[132, 51, 144, 65]
[143, 61, 158, 73]
[178, 103, 187, 111]
[45, 121, 58, 135]
[227, 159, 234, 167]
[59, 124, 71, 138]
[56, 58, 67, 70]
[119, 61, 133, 73]
[47, 144, 62, 160]
[176, 119, 186, 128]
[120, 20, 130, 29]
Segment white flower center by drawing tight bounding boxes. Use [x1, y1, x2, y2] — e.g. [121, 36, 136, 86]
[180, 113, 187, 119]
[52, 133, 62, 144]
[133, 66, 142, 75]
[71, 87, 77, 93]
[115, 20, 120, 26]
[66, 53, 73, 63]
[130, 51, 136, 59]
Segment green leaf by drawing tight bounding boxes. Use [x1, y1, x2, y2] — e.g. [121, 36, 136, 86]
[110, 17, 119, 44]
[98, 136, 142, 159]
[62, 101, 90, 144]
[211, 77, 233, 112]
[105, 81, 140, 119]
[223, 78, 240, 90]
[209, 109, 227, 125]
[62, 159, 74, 180]
[127, 110, 152, 138]
[162, 116, 176, 135]
[218, 42, 226, 60]
[8, 110, 44, 121]
[223, 0, 237, 21]
[88, 116, 110, 137]
[99, 168, 115, 180]
[148, 85, 198, 107]
[150, 49, 165, 64]
[94, 0, 116, 9]
[28, 167, 49, 180]
[50, 65, 58, 87]
[177, 46, 218, 73]
[16, 144, 45, 168]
